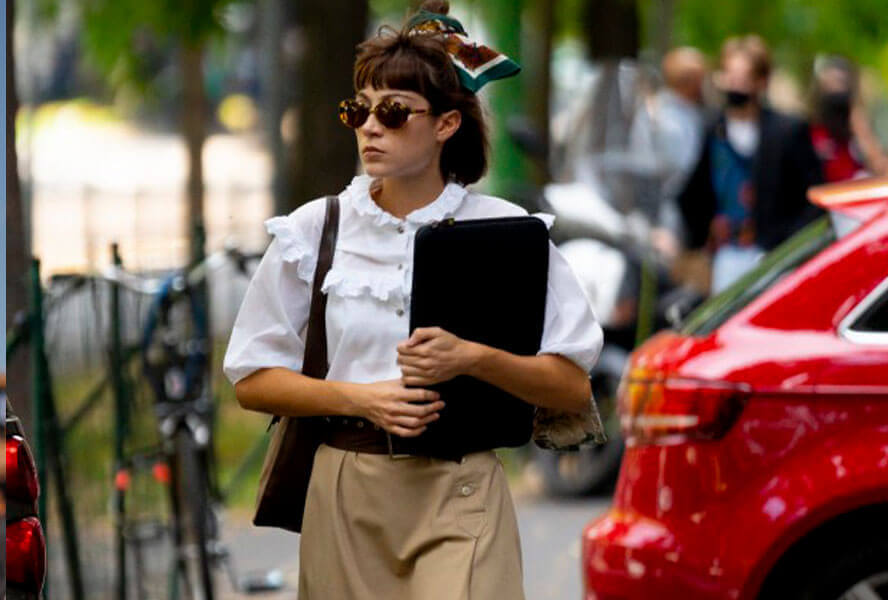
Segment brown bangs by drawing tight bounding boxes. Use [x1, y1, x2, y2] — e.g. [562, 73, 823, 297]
[353, 28, 460, 112]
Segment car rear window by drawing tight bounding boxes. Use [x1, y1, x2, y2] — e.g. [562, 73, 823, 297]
[681, 216, 836, 336]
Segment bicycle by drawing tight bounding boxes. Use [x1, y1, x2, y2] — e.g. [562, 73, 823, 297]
[104, 246, 282, 599]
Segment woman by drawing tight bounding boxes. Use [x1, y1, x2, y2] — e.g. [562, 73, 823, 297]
[223, 2, 602, 598]
[809, 54, 888, 182]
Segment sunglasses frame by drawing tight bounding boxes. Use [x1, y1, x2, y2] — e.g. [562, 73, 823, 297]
[338, 97, 431, 130]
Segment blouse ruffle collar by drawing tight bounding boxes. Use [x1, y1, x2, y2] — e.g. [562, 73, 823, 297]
[345, 174, 469, 227]
[266, 175, 555, 305]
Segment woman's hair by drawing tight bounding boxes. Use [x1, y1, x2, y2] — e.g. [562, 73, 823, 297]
[812, 54, 858, 97]
[353, 0, 489, 185]
[720, 34, 772, 81]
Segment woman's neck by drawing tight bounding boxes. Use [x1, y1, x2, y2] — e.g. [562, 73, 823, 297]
[371, 170, 447, 219]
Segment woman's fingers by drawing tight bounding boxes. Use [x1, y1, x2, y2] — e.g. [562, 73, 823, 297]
[383, 394, 444, 435]
[390, 412, 440, 429]
[393, 399, 445, 417]
[396, 353, 431, 368]
[389, 424, 427, 438]
[364, 380, 445, 436]
[403, 387, 441, 403]
[398, 364, 427, 378]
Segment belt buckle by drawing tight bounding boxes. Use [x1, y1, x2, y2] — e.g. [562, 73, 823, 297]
[386, 432, 413, 460]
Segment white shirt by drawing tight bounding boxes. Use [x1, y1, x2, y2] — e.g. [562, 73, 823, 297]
[726, 118, 760, 158]
[223, 174, 603, 387]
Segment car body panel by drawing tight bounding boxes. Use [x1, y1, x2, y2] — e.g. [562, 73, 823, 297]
[583, 180, 888, 600]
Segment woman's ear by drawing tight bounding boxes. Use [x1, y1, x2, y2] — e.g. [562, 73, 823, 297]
[435, 109, 462, 143]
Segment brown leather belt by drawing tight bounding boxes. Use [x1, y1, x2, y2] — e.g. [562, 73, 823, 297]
[322, 416, 460, 461]
[322, 416, 411, 458]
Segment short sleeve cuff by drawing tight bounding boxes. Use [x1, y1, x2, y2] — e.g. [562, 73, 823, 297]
[537, 340, 602, 374]
[222, 357, 305, 387]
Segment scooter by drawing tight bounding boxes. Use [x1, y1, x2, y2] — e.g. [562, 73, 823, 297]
[529, 179, 702, 495]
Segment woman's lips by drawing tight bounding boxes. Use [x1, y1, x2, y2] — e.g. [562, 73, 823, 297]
[362, 146, 384, 156]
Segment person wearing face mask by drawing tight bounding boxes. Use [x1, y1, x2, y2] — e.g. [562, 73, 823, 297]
[677, 35, 823, 293]
[809, 54, 888, 182]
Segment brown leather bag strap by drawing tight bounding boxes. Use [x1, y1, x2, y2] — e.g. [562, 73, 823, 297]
[302, 195, 340, 378]
[268, 195, 339, 428]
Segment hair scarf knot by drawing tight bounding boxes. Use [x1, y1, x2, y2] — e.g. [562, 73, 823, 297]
[406, 9, 521, 93]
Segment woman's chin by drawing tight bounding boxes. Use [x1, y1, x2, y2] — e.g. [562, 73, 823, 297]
[361, 162, 390, 178]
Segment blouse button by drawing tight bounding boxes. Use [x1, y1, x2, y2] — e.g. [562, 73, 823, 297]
[397, 224, 405, 234]
[459, 484, 474, 497]
[396, 309, 405, 317]
[356, 420, 364, 428]
[397, 263, 403, 270]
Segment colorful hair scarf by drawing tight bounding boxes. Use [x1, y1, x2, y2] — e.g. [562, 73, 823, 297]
[406, 9, 521, 93]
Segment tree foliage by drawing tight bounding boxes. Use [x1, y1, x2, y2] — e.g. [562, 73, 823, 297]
[652, 0, 888, 86]
[79, 0, 234, 95]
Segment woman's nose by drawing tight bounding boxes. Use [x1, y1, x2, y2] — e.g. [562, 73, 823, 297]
[359, 111, 385, 135]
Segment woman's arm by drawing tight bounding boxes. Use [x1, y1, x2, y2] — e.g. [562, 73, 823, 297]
[234, 368, 445, 437]
[852, 105, 888, 176]
[397, 327, 591, 414]
[235, 368, 364, 417]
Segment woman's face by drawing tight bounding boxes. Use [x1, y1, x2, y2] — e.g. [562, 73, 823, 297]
[353, 86, 460, 180]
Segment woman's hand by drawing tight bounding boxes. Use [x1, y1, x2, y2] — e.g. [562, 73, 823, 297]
[355, 379, 445, 438]
[396, 327, 479, 386]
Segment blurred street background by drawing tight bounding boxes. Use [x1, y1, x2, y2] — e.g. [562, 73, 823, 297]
[4, 0, 888, 598]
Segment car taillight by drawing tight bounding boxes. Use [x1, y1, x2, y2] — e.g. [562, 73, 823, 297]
[618, 368, 750, 446]
[6, 517, 48, 592]
[6, 435, 40, 502]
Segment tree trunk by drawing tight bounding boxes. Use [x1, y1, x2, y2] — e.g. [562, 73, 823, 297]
[260, 0, 291, 217]
[581, 0, 640, 213]
[289, 0, 367, 211]
[7, 0, 34, 436]
[583, 0, 639, 60]
[524, 0, 554, 184]
[181, 43, 206, 263]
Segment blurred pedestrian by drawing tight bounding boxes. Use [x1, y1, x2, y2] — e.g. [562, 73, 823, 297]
[809, 54, 888, 181]
[223, 1, 603, 599]
[649, 46, 708, 261]
[678, 35, 823, 294]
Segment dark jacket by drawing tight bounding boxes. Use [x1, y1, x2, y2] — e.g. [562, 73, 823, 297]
[678, 106, 824, 251]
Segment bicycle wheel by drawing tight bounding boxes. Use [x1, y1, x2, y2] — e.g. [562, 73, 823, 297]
[170, 428, 216, 600]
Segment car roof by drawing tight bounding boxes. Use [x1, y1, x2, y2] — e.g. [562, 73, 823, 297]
[808, 176, 888, 221]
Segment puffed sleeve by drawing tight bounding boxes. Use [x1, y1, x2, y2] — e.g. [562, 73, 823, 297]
[538, 240, 604, 373]
[222, 199, 325, 385]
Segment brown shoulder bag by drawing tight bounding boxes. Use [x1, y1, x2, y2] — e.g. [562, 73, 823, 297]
[252, 195, 339, 532]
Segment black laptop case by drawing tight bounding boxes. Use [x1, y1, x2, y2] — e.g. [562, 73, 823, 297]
[399, 215, 550, 460]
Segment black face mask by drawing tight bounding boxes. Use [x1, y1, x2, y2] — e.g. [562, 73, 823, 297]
[725, 90, 753, 107]
[820, 91, 852, 140]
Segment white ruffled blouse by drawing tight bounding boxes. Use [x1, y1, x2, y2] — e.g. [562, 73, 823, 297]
[223, 174, 603, 388]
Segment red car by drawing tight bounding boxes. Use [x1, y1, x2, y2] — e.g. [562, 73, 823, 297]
[5, 380, 48, 600]
[582, 177, 888, 600]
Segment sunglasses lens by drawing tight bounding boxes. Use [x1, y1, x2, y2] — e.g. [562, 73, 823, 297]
[376, 100, 410, 129]
[339, 100, 368, 128]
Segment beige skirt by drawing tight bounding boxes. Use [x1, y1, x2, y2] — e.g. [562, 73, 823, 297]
[297, 443, 525, 600]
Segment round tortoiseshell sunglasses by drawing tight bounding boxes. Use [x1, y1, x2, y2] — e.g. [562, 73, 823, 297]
[338, 98, 430, 130]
